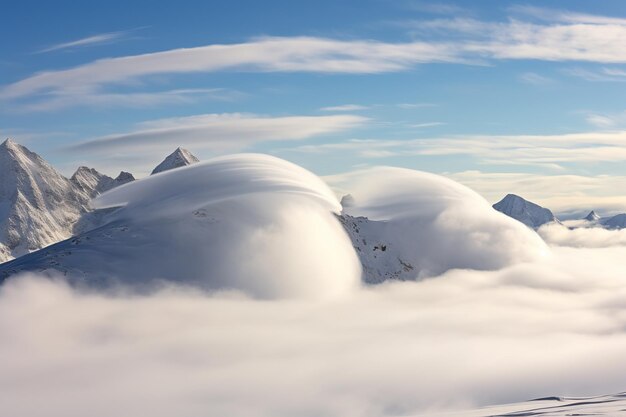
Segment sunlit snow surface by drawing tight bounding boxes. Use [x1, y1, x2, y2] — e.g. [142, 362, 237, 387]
[419, 393, 626, 417]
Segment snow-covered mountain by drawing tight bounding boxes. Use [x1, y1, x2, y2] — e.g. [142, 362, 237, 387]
[71, 166, 135, 198]
[338, 214, 416, 283]
[0, 140, 203, 263]
[602, 213, 626, 229]
[0, 154, 362, 297]
[0, 139, 94, 262]
[584, 210, 601, 222]
[0, 158, 546, 288]
[493, 193, 559, 229]
[151, 147, 199, 175]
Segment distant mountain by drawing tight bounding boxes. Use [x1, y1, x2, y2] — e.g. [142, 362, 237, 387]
[151, 147, 199, 175]
[71, 166, 135, 198]
[493, 194, 559, 229]
[584, 210, 601, 222]
[602, 213, 626, 229]
[0, 139, 91, 262]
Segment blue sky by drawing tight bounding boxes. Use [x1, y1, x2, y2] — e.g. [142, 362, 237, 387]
[3, 0, 626, 210]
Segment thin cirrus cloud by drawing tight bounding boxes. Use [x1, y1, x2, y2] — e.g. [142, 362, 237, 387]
[287, 131, 626, 169]
[0, 37, 462, 102]
[35, 29, 140, 54]
[15, 88, 240, 112]
[320, 104, 370, 112]
[4, 7, 626, 105]
[565, 67, 626, 82]
[69, 112, 367, 166]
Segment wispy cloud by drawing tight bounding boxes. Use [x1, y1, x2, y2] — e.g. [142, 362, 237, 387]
[519, 72, 554, 85]
[0, 37, 463, 102]
[509, 4, 626, 25]
[585, 111, 626, 128]
[396, 103, 438, 109]
[35, 28, 141, 53]
[565, 67, 626, 82]
[5, 7, 626, 107]
[287, 131, 626, 169]
[15, 88, 241, 112]
[68, 113, 367, 173]
[408, 122, 445, 128]
[320, 104, 369, 112]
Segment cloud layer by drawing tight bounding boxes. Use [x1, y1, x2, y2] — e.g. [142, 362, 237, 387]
[3, 244, 626, 417]
[2, 158, 626, 416]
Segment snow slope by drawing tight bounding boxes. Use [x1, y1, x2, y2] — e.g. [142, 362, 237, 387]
[151, 147, 199, 174]
[602, 213, 626, 229]
[417, 393, 626, 417]
[493, 193, 559, 229]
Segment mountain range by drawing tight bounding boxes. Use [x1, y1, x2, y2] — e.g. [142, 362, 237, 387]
[492, 193, 626, 230]
[0, 139, 198, 263]
[1, 139, 625, 286]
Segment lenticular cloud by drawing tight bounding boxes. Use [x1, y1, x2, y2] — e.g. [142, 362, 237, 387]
[2, 155, 551, 295]
[88, 154, 362, 298]
[338, 167, 549, 278]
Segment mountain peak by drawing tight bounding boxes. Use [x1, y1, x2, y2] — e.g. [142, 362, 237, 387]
[1, 138, 16, 148]
[151, 147, 199, 175]
[115, 171, 135, 184]
[584, 210, 600, 221]
[493, 194, 558, 229]
[0, 138, 24, 154]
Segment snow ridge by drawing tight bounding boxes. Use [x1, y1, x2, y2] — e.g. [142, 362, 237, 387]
[493, 193, 559, 229]
[151, 147, 199, 175]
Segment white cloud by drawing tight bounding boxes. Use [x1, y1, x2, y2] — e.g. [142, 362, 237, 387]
[565, 67, 626, 82]
[287, 131, 626, 169]
[15, 88, 240, 112]
[0, 37, 462, 101]
[35, 29, 139, 53]
[2, 161, 626, 415]
[320, 104, 370, 112]
[396, 103, 438, 109]
[519, 72, 553, 85]
[4, 244, 626, 416]
[539, 222, 626, 248]
[6, 9, 626, 106]
[408, 122, 445, 128]
[68, 113, 367, 174]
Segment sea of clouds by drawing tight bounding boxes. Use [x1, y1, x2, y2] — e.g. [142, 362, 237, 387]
[2, 155, 626, 417]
